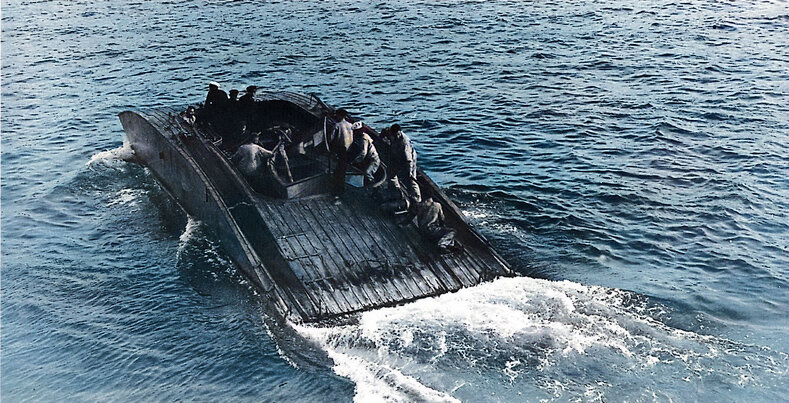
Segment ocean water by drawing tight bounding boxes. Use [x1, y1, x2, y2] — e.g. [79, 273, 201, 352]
[2, 0, 788, 401]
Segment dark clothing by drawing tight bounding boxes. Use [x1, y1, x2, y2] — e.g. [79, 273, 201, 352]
[239, 92, 257, 129]
[388, 131, 421, 204]
[225, 96, 239, 116]
[239, 92, 255, 105]
[221, 96, 243, 144]
[331, 150, 349, 196]
[204, 88, 228, 111]
[202, 88, 228, 134]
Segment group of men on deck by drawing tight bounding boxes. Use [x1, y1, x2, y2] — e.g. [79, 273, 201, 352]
[202, 82, 261, 147]
[183, 82, 461, 253]
[182, 82, 294, 183]
[331, 109, 462, 253]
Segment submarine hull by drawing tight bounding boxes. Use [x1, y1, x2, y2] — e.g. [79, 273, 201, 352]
[119, 92, 513, 325]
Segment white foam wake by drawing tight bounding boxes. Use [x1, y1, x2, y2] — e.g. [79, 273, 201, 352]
[294, 277, 784, 402]
[106, 188, 145, 207]
[87, 141, 135, 167]
[178, 216, 202, 246]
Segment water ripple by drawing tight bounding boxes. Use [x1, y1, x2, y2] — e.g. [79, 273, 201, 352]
[2, 0, 788, 401]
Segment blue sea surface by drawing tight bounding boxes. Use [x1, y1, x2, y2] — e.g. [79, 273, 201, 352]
[2, 0, 787, 401]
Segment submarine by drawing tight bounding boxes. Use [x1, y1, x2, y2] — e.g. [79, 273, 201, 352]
[119, 91, 512, 326]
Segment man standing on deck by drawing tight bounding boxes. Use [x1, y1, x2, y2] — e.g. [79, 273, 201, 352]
[386, 123, 421, 205]
[201, 82, 228, 133]
[239, 85, 257, 126]
[239, 85, 257, 105]
[228, 89, 240, 103]
[203, 82, 227, 117]
[330, 108, 354, 197]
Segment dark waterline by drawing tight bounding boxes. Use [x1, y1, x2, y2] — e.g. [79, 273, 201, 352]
[2, 0, 787, 401]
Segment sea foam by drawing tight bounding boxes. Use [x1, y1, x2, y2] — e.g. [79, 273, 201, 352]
[294, 276, 785, 402]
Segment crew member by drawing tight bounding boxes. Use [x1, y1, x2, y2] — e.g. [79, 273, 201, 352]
[239, 85, 256, 105]
[230, 132, 274, 178]
[330, 108, 354, 196]
[228, 89, 240, 103]
[238, 85, 260, 127]
[181, 106, 197, 126]
[203, 81, 227, 121]
[349, 121, 381, 185]
[415, 196, 462, 253]
[223, 89, 242, 141]
[378, 180, 410, 215]
[386, 123, 420, 205]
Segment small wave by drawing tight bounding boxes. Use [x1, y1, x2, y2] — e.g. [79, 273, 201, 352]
[87, 142, 135, 167]
[308, 347, 459, 403]
[106, 188, 146, 207]
[179, 216, 202, 246]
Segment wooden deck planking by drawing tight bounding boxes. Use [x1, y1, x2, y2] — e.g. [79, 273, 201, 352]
[261, 202, 343, 316]
[434, 250, 475, 288]
[449, 253, 481, 287]
[349, 201, 443, 297]
[336, 197, 428, 299]
[305, 197, 398, 307]
[260, 204, 314, 283]
[322, 197, 419, 303]
[310, 197, 408, 306]
[370, 212, 450, 293]
[294, 199, 382, 310]
[313, 196, 409, 304]
[280, 232, 342, 315]
[280, 201, 363, 313]
[455, 247, 493, 284]
[360, 211, 440, 298]
[368, 209, 462, 293]
[459, 249, 490, 283]
[268, 202, 349, 316]
[300, 197, 387, 310]
[387, 221, 468, 291]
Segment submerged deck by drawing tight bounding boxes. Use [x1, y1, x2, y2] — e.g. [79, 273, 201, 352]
[120, 97, 511, 323]
[258, 190, 499, 318]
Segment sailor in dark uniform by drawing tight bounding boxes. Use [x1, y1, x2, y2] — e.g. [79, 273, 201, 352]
[239, 85, 258, 130]
[386, 124, 421, 205]
[203, 81, 227, 115]
[239, 85, 256, 105]
[228, 89, 239, 103]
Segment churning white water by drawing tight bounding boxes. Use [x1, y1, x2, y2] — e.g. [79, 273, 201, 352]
[295, 277, 785, 402]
